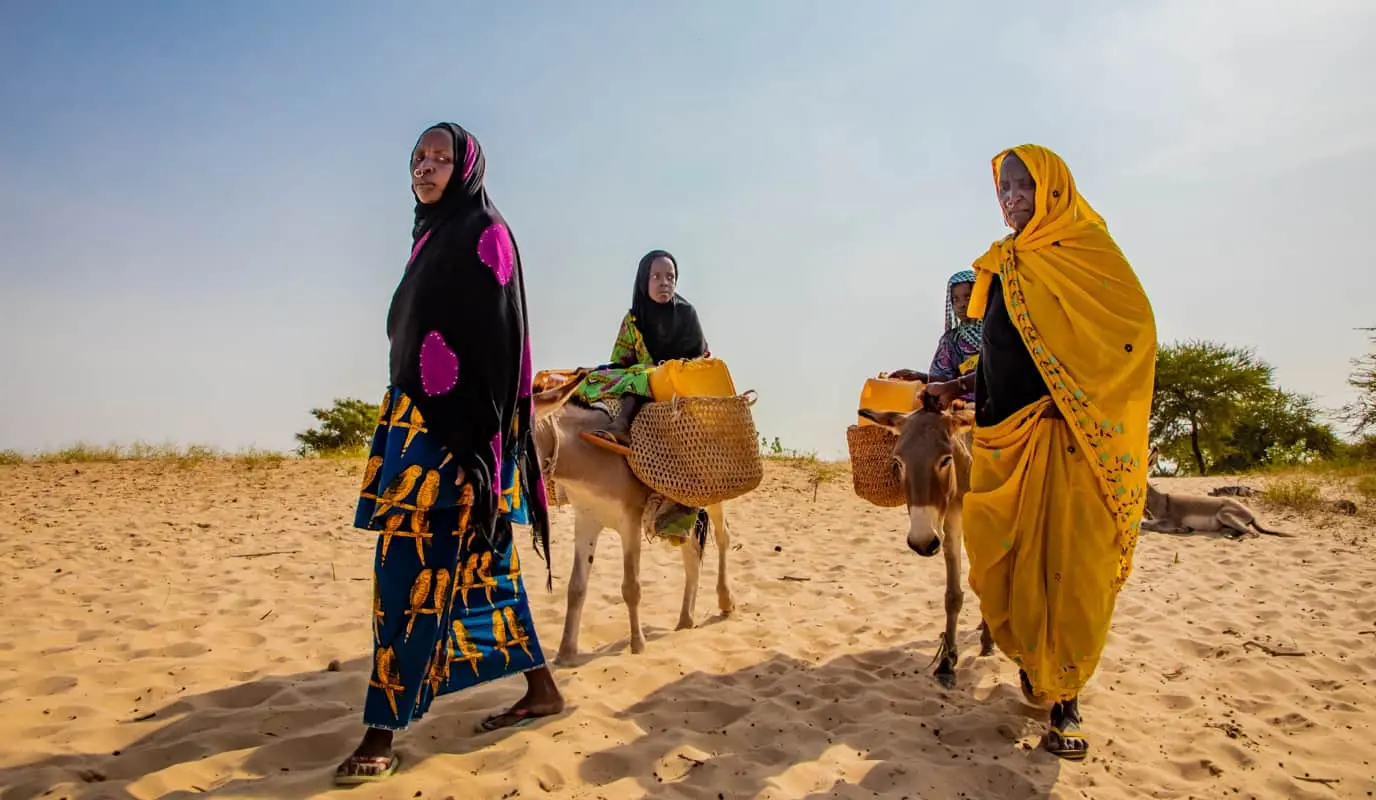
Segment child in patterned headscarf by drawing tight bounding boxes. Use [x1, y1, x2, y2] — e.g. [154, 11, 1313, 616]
[890, 270, 982, 402]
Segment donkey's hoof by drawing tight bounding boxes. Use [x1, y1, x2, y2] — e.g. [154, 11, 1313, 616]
[935, 670, 957, 690]
[554, 649, 579, 665]
[979, 642, 996, 657]
[629, 639, 646, 655]
[675, 617, 696, 631]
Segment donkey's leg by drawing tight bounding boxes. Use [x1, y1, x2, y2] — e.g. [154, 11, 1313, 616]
[958, 509, 995, 657]
[935, 510, 964, 688]
[557, 508, 601, 663]
[616, 515, 646, 654]
[977, 619, 996, 657]
[676, 525, 704, 631]
[708, 504, 735, 615]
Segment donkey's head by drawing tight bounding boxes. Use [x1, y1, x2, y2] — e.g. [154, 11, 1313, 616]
[858, 396, 975, 558]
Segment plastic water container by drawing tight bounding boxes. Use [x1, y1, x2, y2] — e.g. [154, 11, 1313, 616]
[649, 358, 738, 401]
[857, 376, 923, 426]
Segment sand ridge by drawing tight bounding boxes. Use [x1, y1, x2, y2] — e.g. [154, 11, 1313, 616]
[0, 460, 1373, 799]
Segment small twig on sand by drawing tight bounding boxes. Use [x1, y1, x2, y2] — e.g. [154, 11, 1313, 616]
[1243, 640, 1306, 657]
[228, 550, 301, 559]
[677, 753, 707, 768]
[1357, 630, 1375, 636]
[331, 561, 338, 581]
[779, 576, 811, 582]
[1293, 775, 1340, 787]
[259, 608, 273, 621]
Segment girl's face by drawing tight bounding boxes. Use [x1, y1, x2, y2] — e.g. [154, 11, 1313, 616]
[647, 257, 677, 303]
[951, 281, 973, 320]
[411, 128, 454, 205]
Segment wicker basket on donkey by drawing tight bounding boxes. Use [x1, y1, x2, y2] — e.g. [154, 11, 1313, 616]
[628, 392, 763, 508]
[846, 424, 905, 507]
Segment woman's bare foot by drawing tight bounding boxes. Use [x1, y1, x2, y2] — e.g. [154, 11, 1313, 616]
[335, 727, 401, 784]
[476, 666, 565, 732]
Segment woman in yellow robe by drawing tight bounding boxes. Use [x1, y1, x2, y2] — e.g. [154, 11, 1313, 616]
[927, 145, 1156, 760]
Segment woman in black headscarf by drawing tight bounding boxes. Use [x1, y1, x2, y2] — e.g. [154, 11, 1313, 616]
[335, 123, 562, 785]
[577, 249, 709, 453]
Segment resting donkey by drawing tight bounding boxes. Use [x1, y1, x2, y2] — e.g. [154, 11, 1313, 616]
[1142, 447, 1294, 539]
[859, 396, 995, 688]
[530, 372, 735, 662]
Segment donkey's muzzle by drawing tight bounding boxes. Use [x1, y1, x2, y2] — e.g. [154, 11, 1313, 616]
[909, 536, 941, 557]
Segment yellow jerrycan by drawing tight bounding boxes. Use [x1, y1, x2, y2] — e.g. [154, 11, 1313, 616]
[649, 358, 738, 400]
[856, 375, 923, 426]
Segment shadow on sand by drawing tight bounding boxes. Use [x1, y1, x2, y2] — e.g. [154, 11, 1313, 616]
[4, 632, 1064, 799]
[0, 649, 580, 800]
[578, 642, 1065, 799]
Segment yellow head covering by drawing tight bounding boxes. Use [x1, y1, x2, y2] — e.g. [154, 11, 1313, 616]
[968, 144, 1157, 574]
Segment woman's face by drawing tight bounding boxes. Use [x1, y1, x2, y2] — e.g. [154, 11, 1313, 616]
[951, 281, 973, 320]
[411, 128, 454, 205]
[647, 257, 677, 303]
[998, 153, 1036, 232]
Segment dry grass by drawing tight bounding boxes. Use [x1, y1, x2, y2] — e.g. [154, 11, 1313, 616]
[0, 442, 287, 470]
[763, 451, 849, 501]
[1251, 457, 1376, 518]
[1261, 475, 1325, 513]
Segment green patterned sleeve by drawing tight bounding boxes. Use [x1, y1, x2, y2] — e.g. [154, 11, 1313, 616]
[610, 312, 654, 367]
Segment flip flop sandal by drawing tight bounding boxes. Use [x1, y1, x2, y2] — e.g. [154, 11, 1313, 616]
[1045, 727, 1089, 761]
[333, 753, 402, 785]
[579, 430, 633, 457]
[475, 706, 544, 733]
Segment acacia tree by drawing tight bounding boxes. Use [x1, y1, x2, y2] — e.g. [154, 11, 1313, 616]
[1343, 328, 1376, 437]
[295, 398, 379, 456]
[1150, 341, 1272, 475]
[1210, 388, 1338, 472]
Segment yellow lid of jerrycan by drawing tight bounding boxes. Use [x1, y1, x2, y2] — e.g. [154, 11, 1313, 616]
[649, 358, 738, 401]
[857, 376, 923, 426]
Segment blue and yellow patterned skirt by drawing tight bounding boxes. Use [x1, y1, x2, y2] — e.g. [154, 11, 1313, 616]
[355, 387, 546, 731]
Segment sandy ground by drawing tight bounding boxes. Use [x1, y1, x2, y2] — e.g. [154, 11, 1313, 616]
[1, 459, 1374, 800]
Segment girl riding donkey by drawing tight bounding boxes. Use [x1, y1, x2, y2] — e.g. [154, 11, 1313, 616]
[576, 249, 712, 540]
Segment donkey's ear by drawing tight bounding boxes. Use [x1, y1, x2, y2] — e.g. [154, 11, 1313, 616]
[1146, 446, 1160, 472]
[920, 391, 942, 414]
[857, 408, 913, 435]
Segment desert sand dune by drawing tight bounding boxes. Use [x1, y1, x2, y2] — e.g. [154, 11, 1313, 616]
[0, 460, 1373, 799]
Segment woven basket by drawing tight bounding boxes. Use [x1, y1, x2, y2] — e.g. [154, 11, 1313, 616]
[544, 475, 566, 508]
[628, 392, 763, 507]
[847, 424, 905, 507]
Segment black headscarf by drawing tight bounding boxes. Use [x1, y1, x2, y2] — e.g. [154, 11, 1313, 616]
[629, 249, 708, 363]
[385, 123, 551, 583]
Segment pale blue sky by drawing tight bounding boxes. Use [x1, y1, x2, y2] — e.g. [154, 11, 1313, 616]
[1, 1, 1372, 458]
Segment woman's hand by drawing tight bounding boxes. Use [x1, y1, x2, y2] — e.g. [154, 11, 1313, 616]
[454, 465, 466, 487]
[924, 380, 963, 408]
